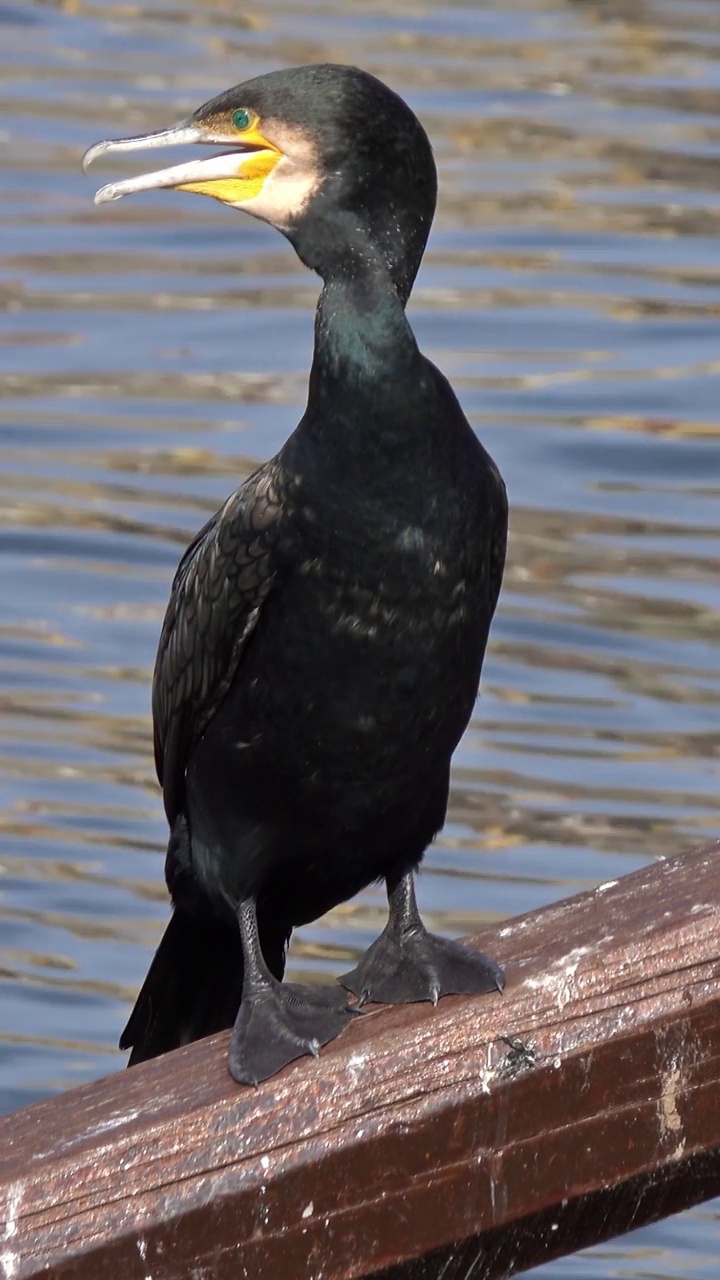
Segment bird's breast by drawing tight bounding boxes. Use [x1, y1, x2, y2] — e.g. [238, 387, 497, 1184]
[197, 493, 493, 835]
[296, 530, 473, 648]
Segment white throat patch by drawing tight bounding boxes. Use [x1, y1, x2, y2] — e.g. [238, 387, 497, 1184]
[238, 123, 322, 229]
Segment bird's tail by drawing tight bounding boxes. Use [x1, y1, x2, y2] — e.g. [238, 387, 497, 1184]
[121, 908, 288, 1066]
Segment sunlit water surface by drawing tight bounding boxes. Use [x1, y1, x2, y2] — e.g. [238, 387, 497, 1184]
[1, 0, 720, 1274]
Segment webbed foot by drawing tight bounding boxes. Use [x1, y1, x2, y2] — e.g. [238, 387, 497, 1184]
[229, 978, 357, 1085]
[339, 871, 504, 1006]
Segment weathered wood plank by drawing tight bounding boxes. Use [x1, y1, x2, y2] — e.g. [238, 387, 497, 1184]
[2, 841, 720, 1280]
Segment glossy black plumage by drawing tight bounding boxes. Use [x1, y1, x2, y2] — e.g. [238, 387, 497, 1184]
[108, 64, 508, 1083]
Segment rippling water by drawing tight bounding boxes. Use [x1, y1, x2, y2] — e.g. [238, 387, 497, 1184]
[2, 0, 720, 1274]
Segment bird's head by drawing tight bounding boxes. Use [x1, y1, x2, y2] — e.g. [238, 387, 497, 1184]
[84, 64, 437, 299]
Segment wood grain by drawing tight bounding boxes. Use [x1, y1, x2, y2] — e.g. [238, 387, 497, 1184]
[2, 841, 720, 1280]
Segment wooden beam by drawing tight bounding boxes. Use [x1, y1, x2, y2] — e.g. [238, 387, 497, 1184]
[2, 841, 720, 1280]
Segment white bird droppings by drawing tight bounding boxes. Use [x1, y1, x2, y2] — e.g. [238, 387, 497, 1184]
[596, 880, 618, 894]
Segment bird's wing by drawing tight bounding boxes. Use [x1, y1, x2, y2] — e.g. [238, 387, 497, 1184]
[152, 464, 282, 824]
[488, 468, 508, 620]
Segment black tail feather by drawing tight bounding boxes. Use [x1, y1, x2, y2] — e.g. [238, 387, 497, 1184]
[121, 909, 288, 1066]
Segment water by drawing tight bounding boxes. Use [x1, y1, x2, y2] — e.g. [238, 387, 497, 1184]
[1, 0, 720, 1273]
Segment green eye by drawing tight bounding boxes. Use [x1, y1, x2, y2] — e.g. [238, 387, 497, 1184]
[232, 108, 251, 131]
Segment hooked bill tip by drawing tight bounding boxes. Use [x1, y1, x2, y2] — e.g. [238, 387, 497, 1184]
[82, 140, 109, 174]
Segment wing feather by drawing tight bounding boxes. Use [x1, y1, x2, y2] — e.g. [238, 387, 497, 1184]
[152, 464, 282, 823]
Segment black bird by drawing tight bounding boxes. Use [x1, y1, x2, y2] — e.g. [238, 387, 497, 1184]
[84, 63, 508, 1086]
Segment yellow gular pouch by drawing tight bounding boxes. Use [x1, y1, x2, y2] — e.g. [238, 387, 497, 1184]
[179, 150, 280, 206]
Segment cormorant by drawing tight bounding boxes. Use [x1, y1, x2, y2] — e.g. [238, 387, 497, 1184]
[84, 63, 508, 1086]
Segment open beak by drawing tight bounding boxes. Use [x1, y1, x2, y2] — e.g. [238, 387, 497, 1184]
[83, 121, 277, 205]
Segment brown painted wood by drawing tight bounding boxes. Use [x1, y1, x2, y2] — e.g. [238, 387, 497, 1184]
[2, 841, 720, 1280]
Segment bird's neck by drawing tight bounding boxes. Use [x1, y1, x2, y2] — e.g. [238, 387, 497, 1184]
[290, 204, 423, 308]
[312, 272, 417, 390]
[293, 213, 423, 422]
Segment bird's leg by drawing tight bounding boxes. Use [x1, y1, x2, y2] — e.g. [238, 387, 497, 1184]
[339, 869, 505, 1006]
[229, 897, 356, 1086]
